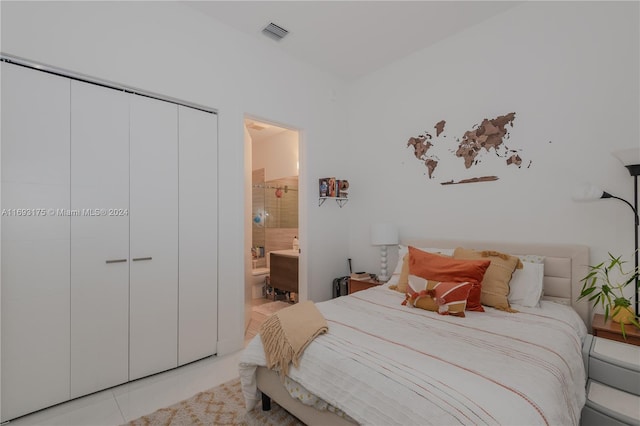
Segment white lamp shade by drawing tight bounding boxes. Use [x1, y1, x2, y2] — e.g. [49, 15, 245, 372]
[612, 148, 640, 167]
[371, 223, 398, 246]
[572, 183, 604, 202]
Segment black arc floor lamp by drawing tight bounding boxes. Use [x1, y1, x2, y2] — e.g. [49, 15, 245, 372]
[572, 148, 640, 319]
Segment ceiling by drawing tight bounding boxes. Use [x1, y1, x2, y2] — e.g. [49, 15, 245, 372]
[245, 119, 291, 142]
[185, 1, 520, 81]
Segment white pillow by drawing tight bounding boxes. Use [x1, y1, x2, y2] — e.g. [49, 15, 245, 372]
[508, 256, 545, 307]
[386, 245, 455, 286]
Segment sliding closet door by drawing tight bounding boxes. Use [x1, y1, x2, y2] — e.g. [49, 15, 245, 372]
[129, 95, 179, 380]
[178, 106, 218, 365]
[1, 63, 71, 421]
[70, 81, 130, 397]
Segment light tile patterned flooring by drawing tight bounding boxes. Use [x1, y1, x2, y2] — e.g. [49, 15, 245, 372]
[5, 299, 286, 426]
[5, 352, 242, 426]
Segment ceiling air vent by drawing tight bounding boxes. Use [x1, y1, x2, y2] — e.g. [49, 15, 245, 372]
[262, 22, 289, 41]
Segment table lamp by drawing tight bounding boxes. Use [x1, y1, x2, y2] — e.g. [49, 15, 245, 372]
[371, 223, 398, 282]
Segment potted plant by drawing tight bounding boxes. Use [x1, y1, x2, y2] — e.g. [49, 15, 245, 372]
[578, 252, 640, 338]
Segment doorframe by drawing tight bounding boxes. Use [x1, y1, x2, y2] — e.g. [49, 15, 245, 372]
[243, 114, 306, 310]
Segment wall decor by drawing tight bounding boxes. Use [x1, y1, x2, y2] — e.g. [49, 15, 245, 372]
[319, 177, 349, 207]
[406, 112, 529, 185]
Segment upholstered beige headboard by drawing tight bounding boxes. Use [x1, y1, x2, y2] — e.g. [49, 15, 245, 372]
[401, 239, 591, 329]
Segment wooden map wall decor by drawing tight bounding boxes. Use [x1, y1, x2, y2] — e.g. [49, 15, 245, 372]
[406, 112, 531, 185]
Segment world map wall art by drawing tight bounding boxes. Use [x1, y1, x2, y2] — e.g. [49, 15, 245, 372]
[406, 112, 531, 185]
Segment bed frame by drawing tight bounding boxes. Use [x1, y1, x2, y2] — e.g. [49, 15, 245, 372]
[257, 239, 591, 425]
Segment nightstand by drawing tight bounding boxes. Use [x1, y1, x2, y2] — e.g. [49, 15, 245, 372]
[592, 313, 640, 346]
[581, 334, 640, 425]
[348, 277, 381, 294]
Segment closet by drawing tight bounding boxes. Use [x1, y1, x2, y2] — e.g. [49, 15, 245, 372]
[1, 60, 218, 421]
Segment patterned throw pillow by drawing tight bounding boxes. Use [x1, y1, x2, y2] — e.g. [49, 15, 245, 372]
[433, 281, 474, 317]
[453, 248, 521, 312]
[402, 274, 473, 317]
[402, 275, 438, 312]
[401, 247, 491, 315]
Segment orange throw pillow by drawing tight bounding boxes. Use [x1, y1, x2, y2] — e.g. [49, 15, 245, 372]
[406, 246, 489, 312]
[408, 246, 491, 283]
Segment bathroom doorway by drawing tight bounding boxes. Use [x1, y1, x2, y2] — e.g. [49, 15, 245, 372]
[244, 117, 300, 340]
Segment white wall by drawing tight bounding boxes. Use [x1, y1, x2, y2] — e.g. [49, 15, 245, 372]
[345, 0, 639, 298]
[252, 129, 299, 181]
[4, 1, 636, 379]
[0, 1, 350, 358]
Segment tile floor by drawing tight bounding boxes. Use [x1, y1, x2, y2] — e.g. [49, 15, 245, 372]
[4, 298, 282, 426]
[0, 299, 284, 426]
[4, 351, 243, 426]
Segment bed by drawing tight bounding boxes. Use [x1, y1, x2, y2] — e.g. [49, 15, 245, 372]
[239, 239, 591, 425]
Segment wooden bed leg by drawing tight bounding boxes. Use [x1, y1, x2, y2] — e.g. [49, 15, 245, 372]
[261, 392, 272, 411]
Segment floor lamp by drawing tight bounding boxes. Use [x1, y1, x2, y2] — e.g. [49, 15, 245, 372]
[572, 148, 640, 318]
[371, 223, 398, 282]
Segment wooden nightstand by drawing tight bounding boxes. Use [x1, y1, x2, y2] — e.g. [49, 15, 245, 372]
[348, 277, 381, 294]
[592, 313, 640, 346]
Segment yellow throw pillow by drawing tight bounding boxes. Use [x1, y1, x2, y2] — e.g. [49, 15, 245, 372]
[453, 247, 520, 312]
[393, 253, 410, 293]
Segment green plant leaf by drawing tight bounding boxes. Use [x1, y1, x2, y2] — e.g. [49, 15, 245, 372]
[579, 287, 596, 299]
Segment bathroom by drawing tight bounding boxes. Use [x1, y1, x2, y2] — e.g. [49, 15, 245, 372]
[245, 118, 299, 331]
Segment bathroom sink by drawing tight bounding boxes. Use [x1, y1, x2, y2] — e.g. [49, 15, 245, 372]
[269, 249, 300, 257]
[251, 267, 270, 276]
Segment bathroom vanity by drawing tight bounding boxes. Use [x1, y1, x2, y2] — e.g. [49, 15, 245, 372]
[269, 250, 299, 295]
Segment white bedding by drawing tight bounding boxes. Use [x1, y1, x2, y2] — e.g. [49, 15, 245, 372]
[239, 285, 587, 425]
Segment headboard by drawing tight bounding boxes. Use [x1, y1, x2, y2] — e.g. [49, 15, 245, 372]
[401, 239, 591, 329]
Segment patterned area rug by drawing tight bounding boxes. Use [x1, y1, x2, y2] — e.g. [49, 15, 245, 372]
[125, 377, 303, 426]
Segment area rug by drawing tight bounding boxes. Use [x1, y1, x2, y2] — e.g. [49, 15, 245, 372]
[125, 377, 303, 426]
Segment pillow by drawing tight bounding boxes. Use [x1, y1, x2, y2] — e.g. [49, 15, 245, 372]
[433, 281, 474, 317]
[453, 248, 521, 312]
[409, 246, 490, 284]
[405, 246, 490, 312]
[402, 274, 438, 312]
[402, 274, 473, 317]
[508, 256, 545, 307]
[387, 245, 455, 288]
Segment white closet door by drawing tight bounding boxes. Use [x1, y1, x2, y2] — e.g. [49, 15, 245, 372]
[129, 95, 178, 380]
[1, 63, 71, 421]
[70, 81, 130, 397]
[178, 106, 218, 365]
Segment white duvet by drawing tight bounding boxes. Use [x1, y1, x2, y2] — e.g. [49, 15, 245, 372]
[239, 286, 587, 426]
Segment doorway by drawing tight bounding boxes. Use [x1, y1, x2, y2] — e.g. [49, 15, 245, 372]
[243, 117, 300, 341]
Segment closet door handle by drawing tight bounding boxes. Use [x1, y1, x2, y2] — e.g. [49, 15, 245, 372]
[106, 259, 127, 264]
[132, 257, 152, 262]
